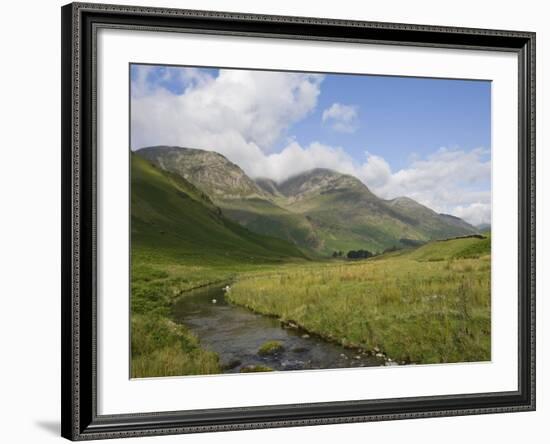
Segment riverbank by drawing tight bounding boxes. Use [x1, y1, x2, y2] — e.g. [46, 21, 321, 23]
[172, 284, 386, 373]
[130, 261, 232, 377]
[227, 240, 491, 365]
[130, 256, 304, 377]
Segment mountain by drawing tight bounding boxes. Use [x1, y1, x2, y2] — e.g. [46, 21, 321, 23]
[254, 177, 283, 197]
[136, 147, 323, 251]
[272, 169, 476, 252]
[272, 168, 412, 251]
[135, 146, 479, 255]
[137, 146, 263, 199]
[131, 153, 307, 265]
[387, 197, 479, 240]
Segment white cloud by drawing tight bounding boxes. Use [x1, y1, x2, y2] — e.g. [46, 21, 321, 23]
[453, 203, 491, 227]
[131, 68, 323, 154]
[251, 141, 358, 183]
[321, 103, 359, 133]
[357, 148, 491, 224]
[359, 153, 392, 189]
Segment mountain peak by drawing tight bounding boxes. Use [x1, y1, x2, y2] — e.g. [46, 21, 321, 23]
[278, 168, 370, 199]
[138, 145, 229, 162]
[388, 196, 427, 211]
[135, 146, 265, 199]
[391, 196, 416, 204]
[287, 168, 349, 181]
[301, 167, 341, 176]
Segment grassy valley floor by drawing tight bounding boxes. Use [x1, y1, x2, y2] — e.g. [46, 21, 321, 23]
[227, 241, 490, 365]
[131, 235, 491, 377]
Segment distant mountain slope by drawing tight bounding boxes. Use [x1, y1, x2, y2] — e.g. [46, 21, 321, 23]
[273, 169, 427, 252]
[136, 146, 323, 251]
[131, 153, 307, 264]
[387, 197, 479, 240]
[135, 146, 479, 255]
[254, 177, 283, 197]
[272, 169, 477, 252]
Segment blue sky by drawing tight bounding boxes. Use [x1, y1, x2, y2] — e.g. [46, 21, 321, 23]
[287, 74, 491, 171]
[130, 64, 491, 225]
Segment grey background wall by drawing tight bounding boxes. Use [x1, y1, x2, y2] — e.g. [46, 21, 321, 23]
[0, 0, 546, 442]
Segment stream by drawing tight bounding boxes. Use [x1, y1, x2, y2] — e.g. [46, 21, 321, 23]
[172, 284, 386, 373]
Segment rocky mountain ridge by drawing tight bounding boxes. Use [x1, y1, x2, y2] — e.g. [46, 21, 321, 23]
[135, 146, 479, 254]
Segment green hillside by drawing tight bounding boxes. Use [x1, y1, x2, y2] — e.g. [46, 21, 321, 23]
[135, 147, 479, 257]
[387, 197, 478, 240]
[131, 154, 307, 265]
[281, 186, 421, 253]
[217, 197, 323, 251]
[276, 169, 478, 254]
[404, 234, 491, 261]
[136, 146, 323, 252]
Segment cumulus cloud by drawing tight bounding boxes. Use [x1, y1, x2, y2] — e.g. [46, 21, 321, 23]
[359, 153, 392, 189]
[131, 67, 323, 155]
[251, 141, 358, 182]
[357, 148, 491, 224]
[321, 103, 359, 133]
[453, 203, 491, 227]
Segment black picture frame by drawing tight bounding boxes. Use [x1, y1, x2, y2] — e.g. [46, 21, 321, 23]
[61, 2, 536, 440]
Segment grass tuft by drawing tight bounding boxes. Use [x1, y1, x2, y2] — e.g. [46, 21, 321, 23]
[258, 340, 285, 355]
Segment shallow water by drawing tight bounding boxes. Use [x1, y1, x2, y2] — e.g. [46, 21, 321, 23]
[172, 284, 385, 373]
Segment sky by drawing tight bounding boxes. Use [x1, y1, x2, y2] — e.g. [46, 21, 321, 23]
[130, 64, 491, 225]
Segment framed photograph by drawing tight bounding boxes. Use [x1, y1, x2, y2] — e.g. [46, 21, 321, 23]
[61, 2, 535, 440]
